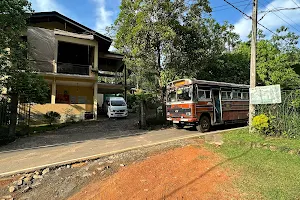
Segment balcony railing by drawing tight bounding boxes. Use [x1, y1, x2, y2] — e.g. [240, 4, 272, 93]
[57, 62, 90, 76]
[98, 71, 124, 85]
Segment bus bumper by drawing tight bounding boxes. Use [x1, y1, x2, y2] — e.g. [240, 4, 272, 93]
[167, 117, 198, 123]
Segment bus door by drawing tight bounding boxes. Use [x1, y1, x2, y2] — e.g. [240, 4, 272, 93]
[212, 89, 222, 123]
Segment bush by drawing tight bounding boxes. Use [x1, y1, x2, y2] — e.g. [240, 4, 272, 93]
[44, 111, 61, 125]
[252, 114, 269, 132]
[252, 114, 279, 137]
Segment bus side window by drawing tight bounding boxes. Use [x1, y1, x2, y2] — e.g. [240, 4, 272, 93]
[238, 93, 242, 99]
[198, 90, 205, 100]
[227, 92, 232, 99]
[232, 92, 238, 99]
[221, 91, 227, 99]
[242, 92, 249, 99]
[205, 91, 211, 99]
[233, 92, 242, 100]
[198, 90, 210, 100]
[222, 91, 232, 99]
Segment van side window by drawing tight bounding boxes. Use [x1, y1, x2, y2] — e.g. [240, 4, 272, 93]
[198, 90, 211, 100]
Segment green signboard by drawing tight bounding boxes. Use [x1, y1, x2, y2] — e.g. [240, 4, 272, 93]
[250, 85, 281, 105]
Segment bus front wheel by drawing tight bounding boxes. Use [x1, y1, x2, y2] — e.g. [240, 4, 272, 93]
[196, 116, 211, 132]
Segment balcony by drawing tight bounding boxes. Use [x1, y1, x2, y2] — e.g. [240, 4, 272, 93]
[98, 71, 124, 85]
[57, 62, 90, 76]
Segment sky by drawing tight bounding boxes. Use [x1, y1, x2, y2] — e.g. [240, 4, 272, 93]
[29, 0, 300, 41]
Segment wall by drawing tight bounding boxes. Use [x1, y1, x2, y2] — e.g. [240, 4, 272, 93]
[56, 85, 93, 111]
[30, 104, 88, 124]
[97, 94, 104, 107]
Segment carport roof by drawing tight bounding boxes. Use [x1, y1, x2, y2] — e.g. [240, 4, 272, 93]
[99, 52, 124, 72]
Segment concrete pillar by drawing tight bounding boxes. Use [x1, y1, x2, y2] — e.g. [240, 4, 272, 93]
[51, 79, 56, 104]
[54, 39, 58, 73]
[94, 44, 98, 71]
[93, 44, 99, 120]
[93, 82, 98, 119]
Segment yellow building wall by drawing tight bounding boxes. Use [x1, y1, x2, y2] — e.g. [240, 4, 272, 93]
[56, 85, 94, 112]
[28, 84, 95, 124]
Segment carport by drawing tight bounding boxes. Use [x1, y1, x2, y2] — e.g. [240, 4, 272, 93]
[97, 52, 129, 107]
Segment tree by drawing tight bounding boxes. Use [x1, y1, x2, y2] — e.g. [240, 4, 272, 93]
[0, 0, 49, 138]
[239, 27, 300, 89]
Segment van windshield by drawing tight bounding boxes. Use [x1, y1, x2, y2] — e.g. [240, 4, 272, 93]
[111, 100, 126, 106]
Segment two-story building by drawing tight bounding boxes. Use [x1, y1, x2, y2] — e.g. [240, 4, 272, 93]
[25, 11, 127, 123]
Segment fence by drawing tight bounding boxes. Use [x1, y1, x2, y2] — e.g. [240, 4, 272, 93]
[256, 90, 300, 138]
[18, 103, 31, 125]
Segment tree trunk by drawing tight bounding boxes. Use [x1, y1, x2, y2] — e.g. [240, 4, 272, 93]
[140, 100, 146, 129]
[8, 94, 18, 139]
[156, 41, 166, 121]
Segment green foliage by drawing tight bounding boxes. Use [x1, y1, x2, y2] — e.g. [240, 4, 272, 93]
[112, 0, 242, 91]
[256, 90, 300, 139]
[0, 0, 49, 137]
[239, 26, 300, 89]
[44, 111, 61, 125]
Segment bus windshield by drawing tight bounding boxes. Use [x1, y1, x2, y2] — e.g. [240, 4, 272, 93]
[167, 86, 193, 102]
[167, 91, 176, 102]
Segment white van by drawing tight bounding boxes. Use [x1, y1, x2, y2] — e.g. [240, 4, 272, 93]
[104, 97, 128, 118]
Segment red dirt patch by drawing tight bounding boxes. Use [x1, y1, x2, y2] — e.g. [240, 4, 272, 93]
[0, 178, 14, 187]
[69, 145, 238, 200]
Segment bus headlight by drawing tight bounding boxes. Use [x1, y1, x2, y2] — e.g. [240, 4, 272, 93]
[186, 112, 191, 116]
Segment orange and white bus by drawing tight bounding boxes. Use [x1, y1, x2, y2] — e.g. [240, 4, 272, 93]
[166, 79, 249, 132]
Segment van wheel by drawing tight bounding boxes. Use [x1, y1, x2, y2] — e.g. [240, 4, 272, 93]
[173, 123, 184, 129]
[196, 116, 211, 132]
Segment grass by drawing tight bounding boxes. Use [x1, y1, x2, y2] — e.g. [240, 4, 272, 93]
[211, 128, 300, 200]
[224, 128, 300, 150]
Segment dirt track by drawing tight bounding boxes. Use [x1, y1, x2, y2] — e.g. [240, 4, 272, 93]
[69, 140, 239, 200]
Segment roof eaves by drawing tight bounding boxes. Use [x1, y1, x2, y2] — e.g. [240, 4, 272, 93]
[31, 11, 112, 43]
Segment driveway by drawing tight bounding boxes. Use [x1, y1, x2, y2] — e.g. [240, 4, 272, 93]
[0, 114, 143, 152]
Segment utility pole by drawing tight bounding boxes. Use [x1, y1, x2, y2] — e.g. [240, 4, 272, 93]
[249, 0, 258, 128]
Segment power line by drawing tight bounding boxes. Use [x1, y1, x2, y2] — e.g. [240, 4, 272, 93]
[212, 0, 249, 9]
[260, 0, 300, 33]
[259, 7, 300, 13]
[291, 0, 300, 7]
[243, 0, 252, 12]
[223, 0, 276, 35]
[212, 3, 251, 12]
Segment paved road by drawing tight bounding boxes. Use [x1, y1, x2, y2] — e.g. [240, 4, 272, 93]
[0, 127, 243, 177]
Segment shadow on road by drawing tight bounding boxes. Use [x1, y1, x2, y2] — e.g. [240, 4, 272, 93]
[0, 114, 152, 153]
[185, 122, 247, 132]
